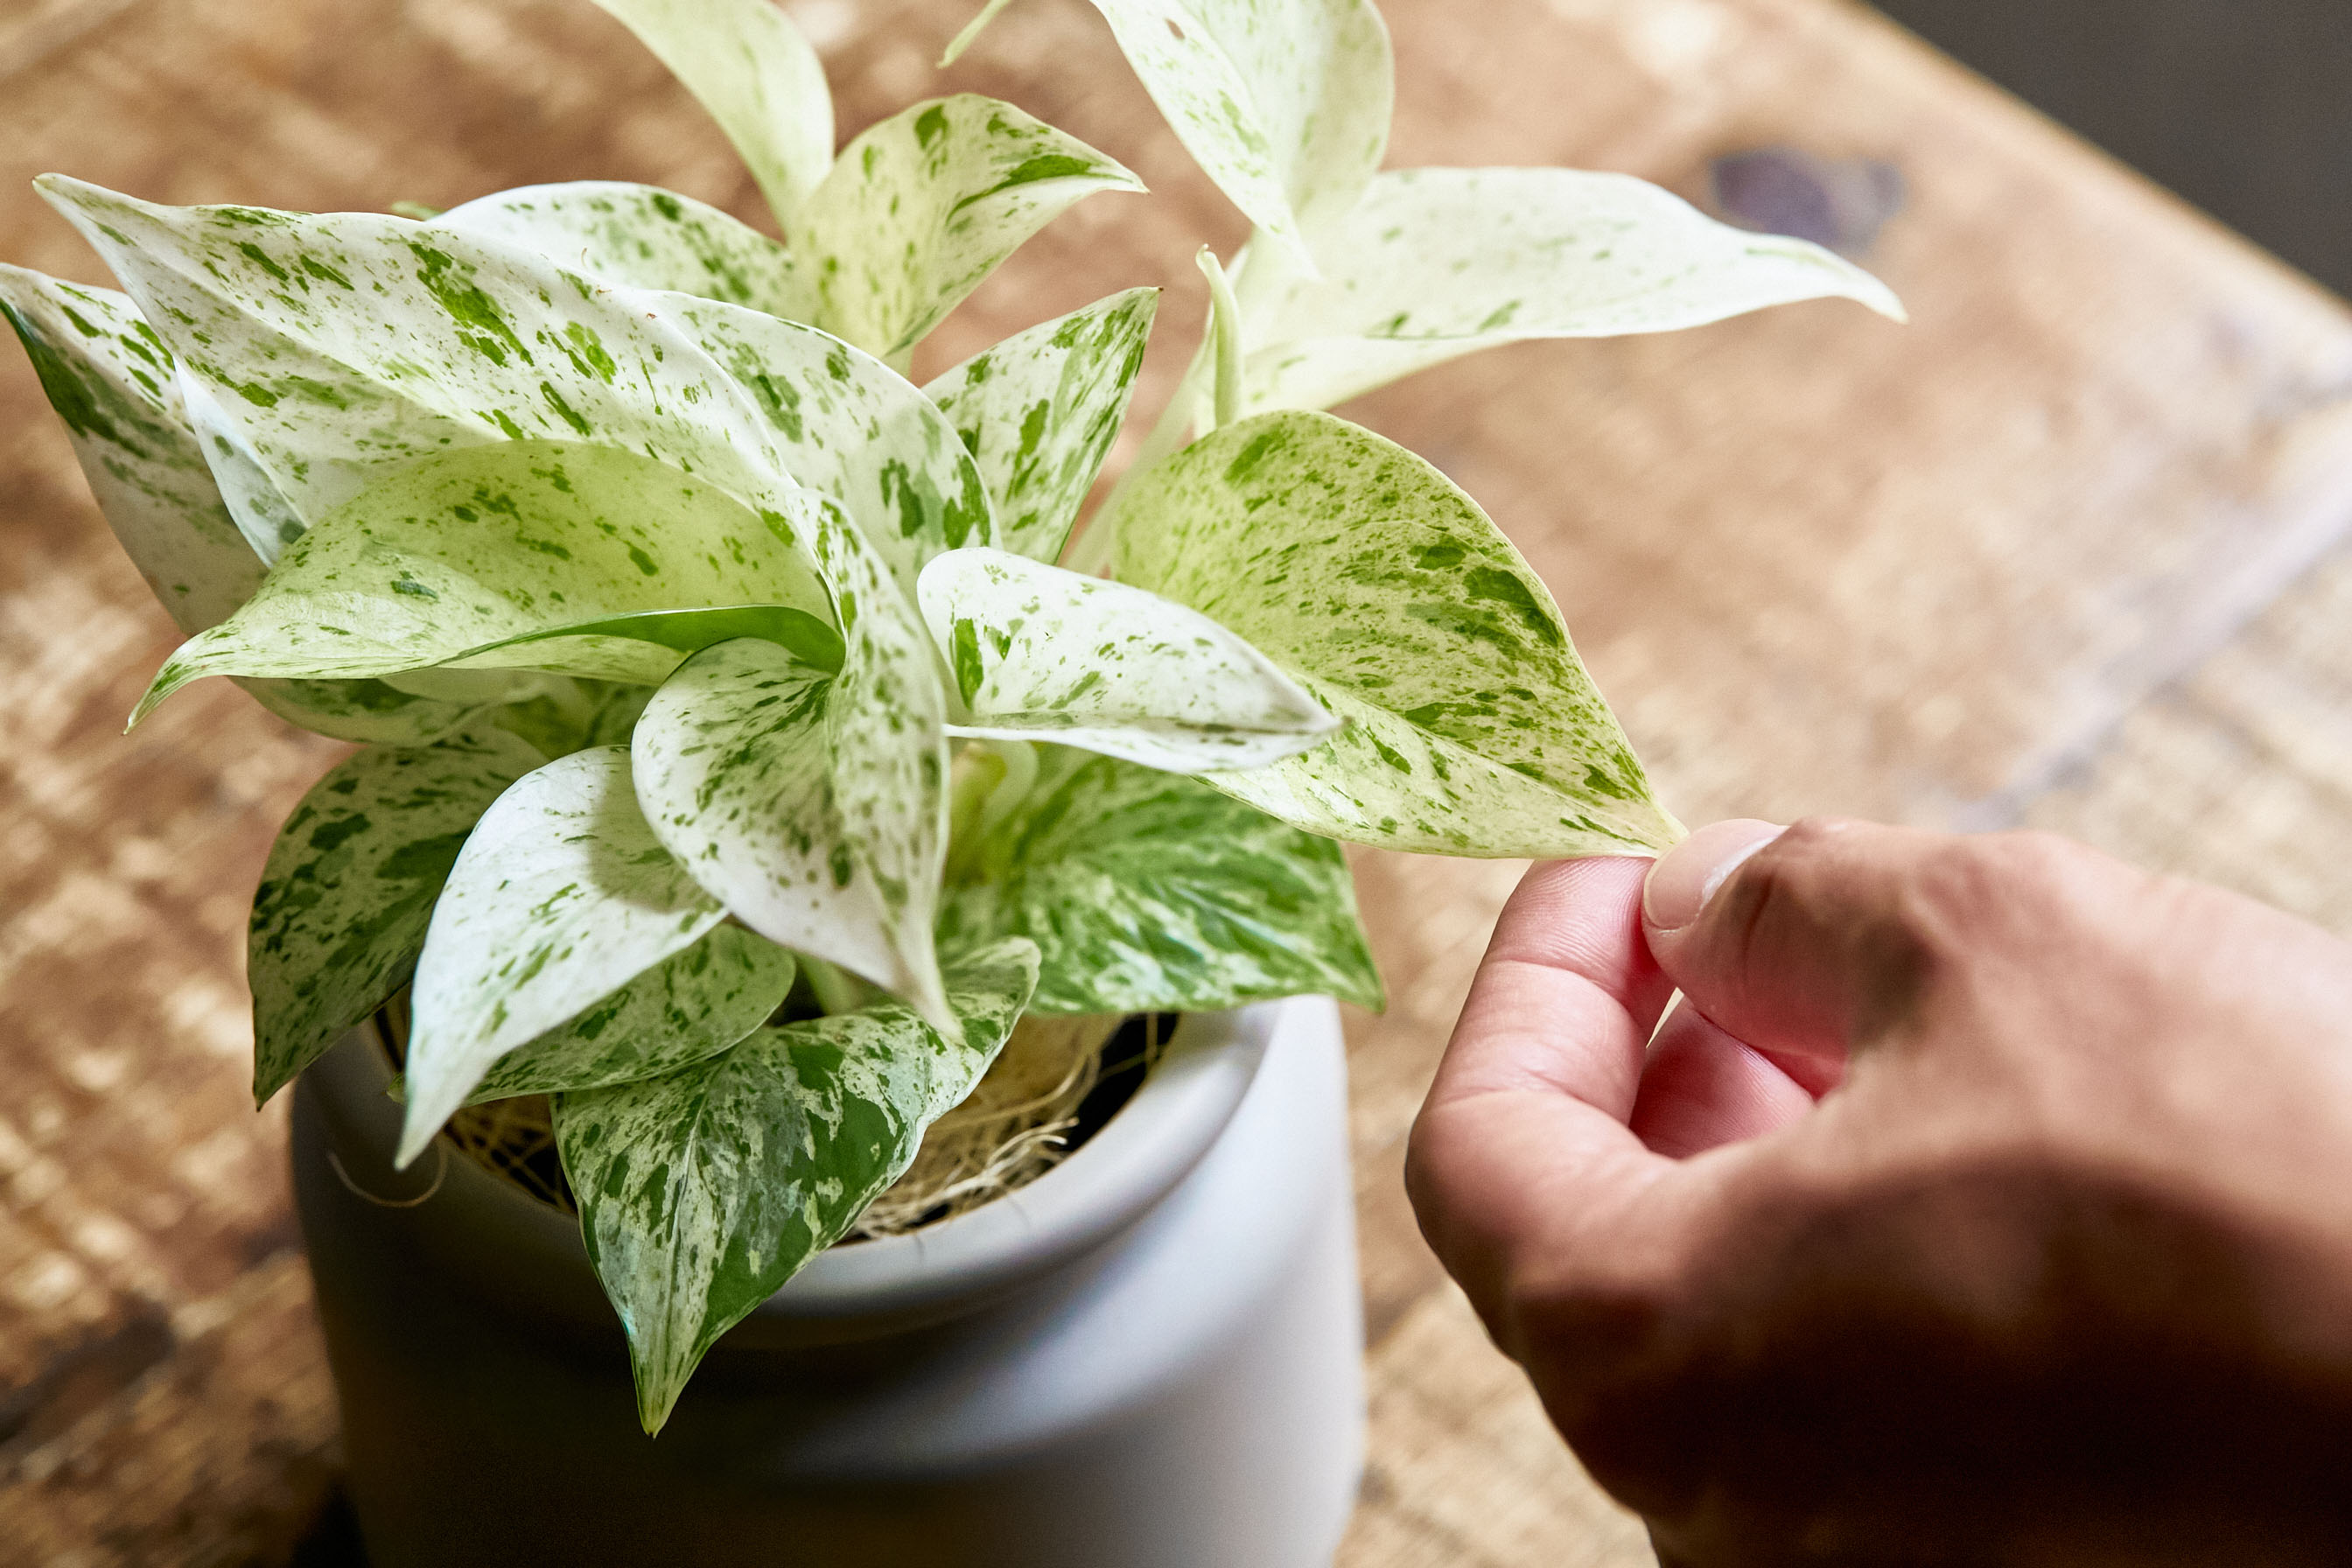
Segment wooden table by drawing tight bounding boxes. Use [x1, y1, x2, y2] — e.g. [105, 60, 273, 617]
[9, 0, 2352, 1562]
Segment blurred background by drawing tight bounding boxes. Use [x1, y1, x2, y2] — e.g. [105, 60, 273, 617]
[1875, 0, 2352, 295]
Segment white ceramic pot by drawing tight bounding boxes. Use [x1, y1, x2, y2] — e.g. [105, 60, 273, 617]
[291, 996, 1365, 1567]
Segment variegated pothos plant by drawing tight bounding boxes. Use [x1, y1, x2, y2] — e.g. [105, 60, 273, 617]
[1, 0, 1900, 1432]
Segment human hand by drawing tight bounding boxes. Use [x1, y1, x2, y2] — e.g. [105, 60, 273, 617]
[1407, 820, 2352, 1566]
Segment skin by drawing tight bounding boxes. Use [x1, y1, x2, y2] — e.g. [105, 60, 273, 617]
[1407, 818, 2352, 1566]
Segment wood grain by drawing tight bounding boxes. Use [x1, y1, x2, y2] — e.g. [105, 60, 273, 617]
[6, 0, 2352, 1562]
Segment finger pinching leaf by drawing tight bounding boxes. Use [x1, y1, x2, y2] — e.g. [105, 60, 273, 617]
[918, 546, 1337, 772]
[941, 745, 1379, 1013]
[399, 746, 732, 1167]
[430, 182, 802, 319]
[458, 925, 796, 1103]
[587, 0, 835, 239]
[1236, 166, 1908, 414]
[554, 937, 1040, 1432]
[1110, 410, 1684, 858]
[924, 288, 1158, 564]
[801, 95, 1144, 365]
[248, 727, 547, 1106]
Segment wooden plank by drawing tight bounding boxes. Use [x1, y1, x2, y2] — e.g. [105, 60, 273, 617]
[5, 0, 2352, 1562]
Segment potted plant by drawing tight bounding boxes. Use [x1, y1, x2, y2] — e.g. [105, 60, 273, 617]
[1, 0, 1899, 1560]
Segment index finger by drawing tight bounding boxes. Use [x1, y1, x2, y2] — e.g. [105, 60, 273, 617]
[1407, 857, 1683, 1340]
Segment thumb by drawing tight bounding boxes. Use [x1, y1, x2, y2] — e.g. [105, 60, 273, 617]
[1642, 818, 1942, 1068]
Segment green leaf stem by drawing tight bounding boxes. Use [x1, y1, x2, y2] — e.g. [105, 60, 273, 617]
[941, 746, 1378, 1012]
[918, 546, 1338, 771]
[1110, 410, 1683, 857]
[248, 728, 545, 1105]
[555, 938, 1040, 1432]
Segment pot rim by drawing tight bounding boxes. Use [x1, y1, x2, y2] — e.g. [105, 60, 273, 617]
[317, 1003, 1279, 1329]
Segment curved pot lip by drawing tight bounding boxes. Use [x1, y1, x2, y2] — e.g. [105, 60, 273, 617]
[314, 1001, 1287, 1329]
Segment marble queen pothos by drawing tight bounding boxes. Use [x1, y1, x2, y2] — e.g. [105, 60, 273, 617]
[0, 0, 1902, 1432]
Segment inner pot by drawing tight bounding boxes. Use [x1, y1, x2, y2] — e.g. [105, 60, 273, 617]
[292, 995, 1366, 1568]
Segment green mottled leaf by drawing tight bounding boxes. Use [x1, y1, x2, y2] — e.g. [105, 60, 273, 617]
[1110, 410, 1683, 857]
[588, 0, 834, 239]
[661, 295, 994, 598]
[400, 746, 729, 1166]
[634, 629, 949, 1029]
[802, 95, 1143, 363]
[924, 288, 1157, 563]
[954, 0, 1389, 267]
[248, 728, 544, 1105]
[1237, 167, 1907, 414]
[918, 546, 1336, 770]
[554, 937, 1039, 1432]
[0, 264, 491, 744]
[0, 264, 261, 632]
[136, 440, 836, 713]
[942, 745, 1378, 1012]
[36, 180, 811, 550]
[431, 182, 802, 318]
[460, 924, 795, 1103]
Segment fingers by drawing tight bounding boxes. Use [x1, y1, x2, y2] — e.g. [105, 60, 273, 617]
[1630, 1004, 1816, 1158]
[1642, 817, 1952, 1066]
[1409, 857, 1681, 1328]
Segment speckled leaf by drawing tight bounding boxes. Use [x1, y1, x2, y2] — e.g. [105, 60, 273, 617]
[0, 264, 262, 631]
[633, 629, 949, 1029]
[400, 746, 729, 1166]
[553, 937, 1040, 1432]
[36, 180, 813, 550]
[942, 746, 1378, 1012]
[918, 546, 1336, 771]
[587, 0, 833, 239]
[459, 924, 796, 1103]
[248, 727, 545, 1106]
[662, 296, 994, 600]
[1110, 410, 1683, 857]
[136, 441, 836, 715]
[923, 289, 1157, 563]
[431, 182, 802, 318]
[802, 95, 1143, 363]
[956, 0, 1389, 267]
[1238, 167, 1908, 413]
[0, 265, 493, 744]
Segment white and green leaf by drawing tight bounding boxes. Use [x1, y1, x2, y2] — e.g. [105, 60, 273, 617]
[399, 746, 730, 1166]
[633, 627, 949, 1029]
[430, 182, 802, 318]
[136, 440, 836, 714]
[248, 727, 545, 1106]
[1110, 410, 1682, 857]
[458, 924, 796, 1103]
[924, 288, 1157, 564]
[942, 745, 1378, 1012]
[918, 546, 1336, 771]
[955, 0, 1390, 267]
[554, 937, 1040, 1432]
[662, 296, 995, 598]
[587, 0, 834, 240]
[801, 95, 1143, 364]
[1237, 166, 1908, 414]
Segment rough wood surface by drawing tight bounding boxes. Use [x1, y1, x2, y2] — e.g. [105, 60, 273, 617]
[7, 0, 2352, 1563]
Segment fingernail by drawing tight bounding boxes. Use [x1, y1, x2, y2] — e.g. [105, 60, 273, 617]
[1643, 820, 1785, 932]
